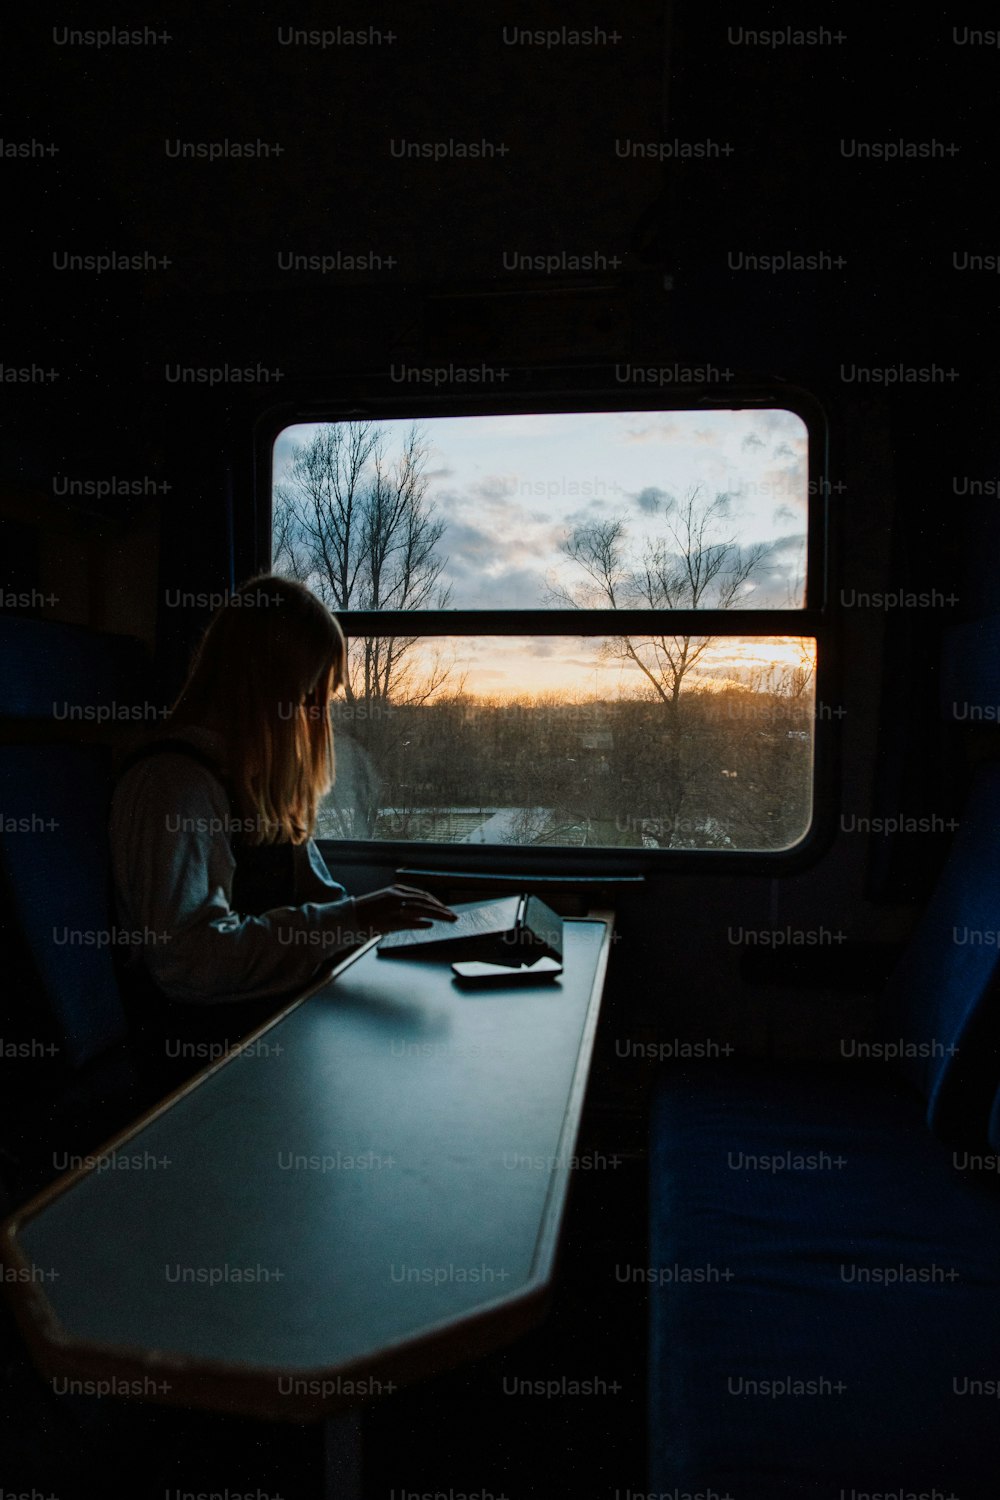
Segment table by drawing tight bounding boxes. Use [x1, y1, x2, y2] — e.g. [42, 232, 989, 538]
[1, 911, 614, 1494]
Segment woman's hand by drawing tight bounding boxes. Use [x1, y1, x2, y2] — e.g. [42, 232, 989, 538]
[352, 883, 458, 936]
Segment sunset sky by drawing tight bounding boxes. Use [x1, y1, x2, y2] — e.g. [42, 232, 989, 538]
[273, 408, 812, 697]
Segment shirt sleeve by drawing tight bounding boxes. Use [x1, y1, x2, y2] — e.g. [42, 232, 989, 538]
[293, 837, 349, 905]
[110, 754, 361, 1006]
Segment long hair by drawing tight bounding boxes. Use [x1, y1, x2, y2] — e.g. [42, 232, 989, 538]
[167, 575, 346, 845]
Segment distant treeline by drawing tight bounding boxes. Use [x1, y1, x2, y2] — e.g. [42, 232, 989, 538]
[325, 684, 814, 850]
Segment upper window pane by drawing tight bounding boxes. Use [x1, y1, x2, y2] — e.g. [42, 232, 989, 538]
[272, 409, 809, 612]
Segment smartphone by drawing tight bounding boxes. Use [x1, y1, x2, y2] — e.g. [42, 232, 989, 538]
[451, 957, 562, 988]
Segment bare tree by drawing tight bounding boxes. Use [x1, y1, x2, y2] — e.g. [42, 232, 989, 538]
[272, 420, 456, 835]
[553, 487, 773, 707]
[552, 486, 774, 846]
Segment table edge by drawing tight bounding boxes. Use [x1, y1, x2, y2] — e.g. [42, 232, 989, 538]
[0, 913, 614, 1418]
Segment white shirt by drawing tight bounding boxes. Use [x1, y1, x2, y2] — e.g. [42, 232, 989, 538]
[109, 725, 360, 1005]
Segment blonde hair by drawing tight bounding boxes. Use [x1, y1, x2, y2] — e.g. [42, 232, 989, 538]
[167, 575, 346, 845]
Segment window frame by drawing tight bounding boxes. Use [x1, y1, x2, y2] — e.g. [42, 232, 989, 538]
[251, 376, 837, 876]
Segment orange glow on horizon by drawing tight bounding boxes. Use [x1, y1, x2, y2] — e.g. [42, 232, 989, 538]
[343, 636, 817, 703]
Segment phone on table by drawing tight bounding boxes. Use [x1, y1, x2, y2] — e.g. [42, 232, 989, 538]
[451, 956, 562, 988]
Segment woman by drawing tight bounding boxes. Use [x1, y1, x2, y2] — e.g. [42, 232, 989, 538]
[109, 574, 454, 1068]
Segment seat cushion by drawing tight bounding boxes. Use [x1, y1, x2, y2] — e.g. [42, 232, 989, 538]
[650, 1061, 1000, 1499]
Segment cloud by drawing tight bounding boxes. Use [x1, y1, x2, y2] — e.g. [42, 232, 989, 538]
[469, 473, 520, 501]
[748, 409, 808, 442]
[440, 517, 501, 564]
[464, 413, 566, 439]
[561, 501, 617, 530]
[526, 637, 561, 659]
[724, 533, 806, 608]
[633, 485, 672, 515]
[619, 417, 683, 444]
[769, 531, 808, 554]
[467, 667, 509, 682]
[742, 432, 766, 450]
[443, 554, 550, 609]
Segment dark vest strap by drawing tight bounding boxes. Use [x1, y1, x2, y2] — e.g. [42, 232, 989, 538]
[114, 736, 236, 797]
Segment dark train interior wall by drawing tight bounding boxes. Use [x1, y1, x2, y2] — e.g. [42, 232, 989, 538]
[2, 2, 998, 1124]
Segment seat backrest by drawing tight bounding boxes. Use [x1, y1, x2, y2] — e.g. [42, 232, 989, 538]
[881, 614, 1000, 1143]
[0, 743, 126, 1068]
[0, 616, 152, 1071]
[883, 759, 1000, 1142]
[0, 613, 149, 720]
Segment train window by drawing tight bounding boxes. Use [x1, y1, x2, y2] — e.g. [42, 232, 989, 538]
[269, 406, 821, 856]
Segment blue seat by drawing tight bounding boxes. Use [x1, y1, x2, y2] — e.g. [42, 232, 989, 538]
[0, 614, 148, 722]
[879, 758, 1000, 1143]
[650, 1062, 1000, 1497]
[649, 746, 1000, 1494]
[0, 743, 127, 1069]
[0, 619, 153, 1207]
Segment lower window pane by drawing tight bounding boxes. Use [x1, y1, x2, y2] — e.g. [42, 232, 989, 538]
[320, 636, 817, 852]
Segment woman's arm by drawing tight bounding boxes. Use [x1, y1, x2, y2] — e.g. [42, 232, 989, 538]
[293, 836, 349, 905]
[110, 754, 362, 1006]
[111, 751, 456, 1006]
